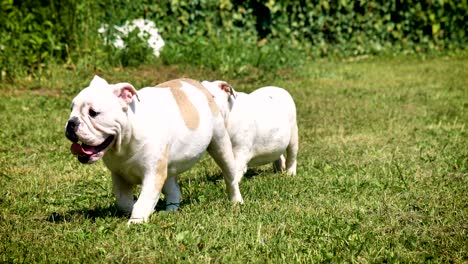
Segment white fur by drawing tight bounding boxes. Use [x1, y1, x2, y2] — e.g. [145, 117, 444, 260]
[66, 76, 243, 224]
[202, 81, 298, 181]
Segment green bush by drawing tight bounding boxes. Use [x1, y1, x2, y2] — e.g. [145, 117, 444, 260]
[0, 0, 466, 80]
[263, 0, 467, 55]
[0, 0, 102, 79]
[159, 31, 301, 79]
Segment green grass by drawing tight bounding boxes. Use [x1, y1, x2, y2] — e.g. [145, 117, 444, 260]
[0, 55, 467, 262]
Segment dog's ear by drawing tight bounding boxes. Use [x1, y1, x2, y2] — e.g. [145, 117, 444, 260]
[89, 75, 109, 88]
[218, 81, 236, 99]
[112, 82, 140, 105]
[216, 81, 236, 111]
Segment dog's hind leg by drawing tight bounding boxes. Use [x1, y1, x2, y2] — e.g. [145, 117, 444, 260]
[285, 122, 298, 176]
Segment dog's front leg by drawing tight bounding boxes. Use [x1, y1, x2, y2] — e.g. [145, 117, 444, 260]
[208, 127, 243, 203]
[162, 175, 181, 211]
[128, 173, 164, 224]
[128, 146, 169, 225]
[112, 173, 135, 214]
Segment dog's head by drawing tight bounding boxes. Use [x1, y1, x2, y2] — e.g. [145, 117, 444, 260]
[64, 75, 138, 164]
[201, 80, 236, 118]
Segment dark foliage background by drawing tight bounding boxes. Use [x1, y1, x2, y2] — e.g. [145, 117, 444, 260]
[0, 0, 466, 80]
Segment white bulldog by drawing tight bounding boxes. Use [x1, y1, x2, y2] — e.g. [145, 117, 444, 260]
[65, 76, 243, 224]
[202, 81, 298, 181]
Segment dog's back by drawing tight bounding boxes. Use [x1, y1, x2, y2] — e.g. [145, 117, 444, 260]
[249, 86, 297, 126]
[131, 79, 223, 175]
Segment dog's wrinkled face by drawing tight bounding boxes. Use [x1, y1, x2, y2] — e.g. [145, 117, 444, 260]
[65, 75, 138, 164]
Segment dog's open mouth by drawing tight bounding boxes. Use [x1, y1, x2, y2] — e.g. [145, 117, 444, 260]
[70, 136, 115, 163]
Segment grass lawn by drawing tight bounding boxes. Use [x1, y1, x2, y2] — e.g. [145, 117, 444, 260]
[0, 55, 466, 262]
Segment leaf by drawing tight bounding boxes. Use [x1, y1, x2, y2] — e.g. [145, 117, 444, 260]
[432, 23, 440, 36]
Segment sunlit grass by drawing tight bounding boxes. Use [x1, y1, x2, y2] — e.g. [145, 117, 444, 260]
[0, 55, 466, 262]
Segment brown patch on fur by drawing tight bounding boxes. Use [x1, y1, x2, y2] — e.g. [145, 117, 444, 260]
[155, 144, 170, 190]
[156, 79, 200, 130]
[155, 79, 183, 89]
[179, 78, 220, 116]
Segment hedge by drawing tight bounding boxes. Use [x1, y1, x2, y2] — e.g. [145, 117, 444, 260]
[0, 0, 466, 79]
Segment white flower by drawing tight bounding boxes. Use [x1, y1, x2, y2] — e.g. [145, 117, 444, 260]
[98, 24, 108, 34]
[98, 19, 165, 57]
[113, 38, 125, 49]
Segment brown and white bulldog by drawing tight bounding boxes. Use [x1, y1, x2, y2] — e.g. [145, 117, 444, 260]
[65, 76, 243, 224]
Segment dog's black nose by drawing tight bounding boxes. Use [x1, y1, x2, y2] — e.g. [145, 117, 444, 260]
[67, 117, 79, 131]
[65, 117, 79, 142]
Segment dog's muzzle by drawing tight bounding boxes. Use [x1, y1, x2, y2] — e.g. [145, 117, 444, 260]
[65, 117, 79, 142]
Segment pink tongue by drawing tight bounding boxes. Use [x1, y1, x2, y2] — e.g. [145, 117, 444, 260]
[70, 143, 94, 155]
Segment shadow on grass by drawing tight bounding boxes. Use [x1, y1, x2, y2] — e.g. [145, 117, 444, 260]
[204, 169, 263, 183]
[204, 172, 224, 183]
[47, 170, 267, 224]
[243, 169, 262, 179]
[46, 205, 127, 223]
[46, 201, 170, 223]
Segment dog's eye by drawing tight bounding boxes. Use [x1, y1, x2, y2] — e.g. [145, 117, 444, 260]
[89, 109, 99, 118]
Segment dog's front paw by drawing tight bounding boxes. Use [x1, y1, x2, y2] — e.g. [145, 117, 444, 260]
[231, 196, 244, 204]
[127, 217, 146, 225]
[165, 202, 180, 212]
[117, 204, 134, 214]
